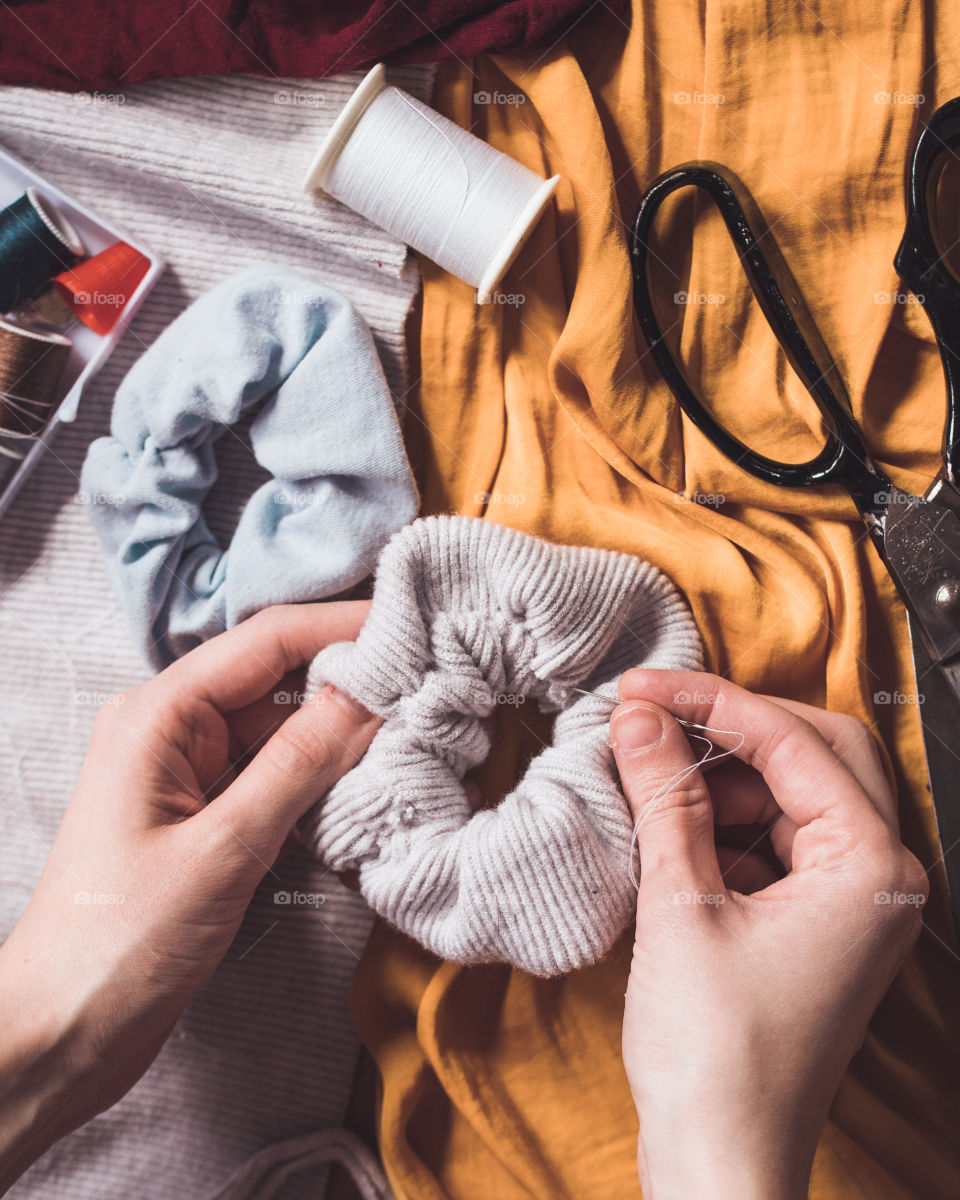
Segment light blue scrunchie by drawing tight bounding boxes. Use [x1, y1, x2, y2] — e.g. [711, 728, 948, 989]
[81, 265, 419, 669]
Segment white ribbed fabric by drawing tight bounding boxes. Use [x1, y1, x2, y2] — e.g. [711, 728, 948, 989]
[0, 69, 432, 1200]
[302, 516, 703, 977]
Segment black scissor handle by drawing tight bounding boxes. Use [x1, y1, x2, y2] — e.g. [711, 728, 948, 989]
[896, 97, 960, 486]
[630, 163, 886, 516]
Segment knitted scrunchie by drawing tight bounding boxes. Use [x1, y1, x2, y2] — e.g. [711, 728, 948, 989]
[301, 516, 703, 976]
[81, 265, 419, 669]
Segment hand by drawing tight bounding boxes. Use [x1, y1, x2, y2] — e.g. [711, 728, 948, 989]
[611, 670, 927, 1200]
[0, 602, 378, 1192]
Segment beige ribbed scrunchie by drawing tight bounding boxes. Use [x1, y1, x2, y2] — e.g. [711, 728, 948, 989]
[301, 515, 703, 976]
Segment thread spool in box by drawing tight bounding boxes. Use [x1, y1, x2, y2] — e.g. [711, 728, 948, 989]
[0, 187, 85, 312]
[303, 65, 559, 303]
[0, 317, 71, 457]
[0, 143, 164, 518]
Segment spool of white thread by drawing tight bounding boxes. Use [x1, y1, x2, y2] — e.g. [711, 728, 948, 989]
[303, 65, 560, 303]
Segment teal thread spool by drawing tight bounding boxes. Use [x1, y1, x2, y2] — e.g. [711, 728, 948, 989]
[0, 189, 85, 313]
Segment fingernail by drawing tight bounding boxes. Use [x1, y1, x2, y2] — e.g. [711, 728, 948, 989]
[611, 704, 664, 752]
[324, 684, 375, 723]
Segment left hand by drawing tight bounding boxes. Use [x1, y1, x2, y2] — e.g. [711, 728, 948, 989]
[0, 601, 378, 1187]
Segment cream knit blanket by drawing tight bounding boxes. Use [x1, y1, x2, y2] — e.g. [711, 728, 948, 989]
[0, 68, 431, 1200]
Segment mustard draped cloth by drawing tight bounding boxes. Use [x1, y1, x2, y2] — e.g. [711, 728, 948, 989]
[351, 3, 960, 1195]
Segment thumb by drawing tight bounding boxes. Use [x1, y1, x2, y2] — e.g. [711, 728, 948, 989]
[611, 702, 724, 899]
[198, 684, 380, 859]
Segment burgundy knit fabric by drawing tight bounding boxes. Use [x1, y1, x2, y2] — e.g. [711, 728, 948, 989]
[0, 0, 625, 91]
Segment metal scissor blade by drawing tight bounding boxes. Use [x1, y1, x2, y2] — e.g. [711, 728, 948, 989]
[906, 609, 960, 941]
[879, 481, 960, 665]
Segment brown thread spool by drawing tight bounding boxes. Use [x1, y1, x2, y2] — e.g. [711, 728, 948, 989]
[0, 317, 71, 446]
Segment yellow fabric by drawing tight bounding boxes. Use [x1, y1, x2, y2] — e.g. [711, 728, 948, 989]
[350, 3, 960, 1195]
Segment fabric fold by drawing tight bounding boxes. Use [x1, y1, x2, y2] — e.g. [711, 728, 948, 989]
[0, 0, 628, 92]
[351, 4, 960, 1199]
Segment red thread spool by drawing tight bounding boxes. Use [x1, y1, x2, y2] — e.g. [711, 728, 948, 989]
[53, 241, 150, 336]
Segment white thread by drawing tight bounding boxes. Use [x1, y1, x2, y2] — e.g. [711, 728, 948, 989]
[303, 65, 560, 302]
[628, 720, 746, 888]
[568, 688, 746, 889]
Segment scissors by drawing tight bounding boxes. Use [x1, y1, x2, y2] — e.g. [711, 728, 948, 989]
[629, 96, 960, 938]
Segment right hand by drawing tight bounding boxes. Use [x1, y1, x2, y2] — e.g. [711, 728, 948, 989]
[612, 670, 928, 1200]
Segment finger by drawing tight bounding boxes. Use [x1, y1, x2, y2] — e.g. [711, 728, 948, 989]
[699, 756, 778, 826]
[464, 779, 484, 813]
[196, 683, 380, 860]
[145, 600, 370, 716]
[687, 754, 800, 869]
[618, 670, 884, 843]
[225, 668, 305, 761]
[716, 844, 780, 893]
[611, 701, 724, 897]
[757, 695, 895, 827]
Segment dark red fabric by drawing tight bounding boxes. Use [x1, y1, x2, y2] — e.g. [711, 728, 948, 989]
[0, 0, 625, 91]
